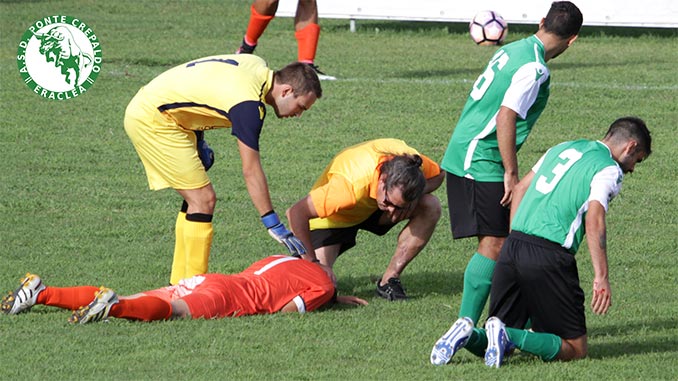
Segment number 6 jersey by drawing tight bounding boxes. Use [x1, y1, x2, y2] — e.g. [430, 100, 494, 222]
[441, 35, 550, 182]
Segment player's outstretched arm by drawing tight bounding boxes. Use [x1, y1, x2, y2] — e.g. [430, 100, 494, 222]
[335, 295, 369, 306]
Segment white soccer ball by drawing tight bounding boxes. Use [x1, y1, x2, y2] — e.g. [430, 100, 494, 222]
[469, 10, 508, 46]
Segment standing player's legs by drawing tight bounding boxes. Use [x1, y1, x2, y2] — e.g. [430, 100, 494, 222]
[237, 0, 278, 54]
[294, 0, 335, 79]
[124, 107, 213, 285]
[446, 173, 508, 325]
[174, 186, 216, 284]
[294, 0, 319, 64]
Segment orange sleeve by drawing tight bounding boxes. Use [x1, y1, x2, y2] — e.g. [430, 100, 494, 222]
[298, 283, 335, 312]
[420, 154, 441, 179]
[308, 174, 357, 218]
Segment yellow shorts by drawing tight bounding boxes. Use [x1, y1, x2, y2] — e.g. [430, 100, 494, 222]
[124, 93, 210, 191]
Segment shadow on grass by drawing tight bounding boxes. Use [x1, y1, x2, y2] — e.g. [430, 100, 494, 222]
[586, 319, 678, 359]
[589, 336, 678, 359]
[333, 269, 464, 300]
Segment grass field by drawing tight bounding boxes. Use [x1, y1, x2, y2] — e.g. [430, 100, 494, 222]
[1, 1, 677, 379]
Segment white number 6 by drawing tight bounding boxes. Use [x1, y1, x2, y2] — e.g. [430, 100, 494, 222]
[470, 51, 509, 100]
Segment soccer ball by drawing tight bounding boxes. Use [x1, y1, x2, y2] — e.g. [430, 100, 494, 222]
[469, 10, 508, 46]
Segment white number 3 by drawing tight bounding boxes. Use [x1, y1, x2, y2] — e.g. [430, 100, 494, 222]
[535, 148, 583, 194]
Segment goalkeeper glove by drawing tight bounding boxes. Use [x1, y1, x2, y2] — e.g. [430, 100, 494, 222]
[261, 211, 307, 256]
[195, 131, 214, 171]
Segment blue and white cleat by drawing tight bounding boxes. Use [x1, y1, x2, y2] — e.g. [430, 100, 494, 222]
[430, 317, 474, 365]
[1, 273, 46, 315]
[484, 316, 512, 368]
[69, 287, 119, 324]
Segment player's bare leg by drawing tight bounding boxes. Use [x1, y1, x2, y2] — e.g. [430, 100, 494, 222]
[315, 244, 341, 268]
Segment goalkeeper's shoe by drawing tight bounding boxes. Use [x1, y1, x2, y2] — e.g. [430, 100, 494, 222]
[69, 287, 119, 324]
[430, 316, 474, 365]
[1, 273, 46, 315]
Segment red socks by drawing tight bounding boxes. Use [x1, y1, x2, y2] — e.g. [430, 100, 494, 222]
[36, 286, 100, 309]
[295, 23, 320, 63]
[110, 296, 173, 322]
[36, 286, 172, 321]
[244, 5, 275, 46]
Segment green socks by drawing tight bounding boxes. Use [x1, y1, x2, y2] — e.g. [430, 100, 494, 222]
[506, 327, 562, 361]
[464, 327, 561, 361]
[458, 252, 496, 324]
[465, 328, 488, 357]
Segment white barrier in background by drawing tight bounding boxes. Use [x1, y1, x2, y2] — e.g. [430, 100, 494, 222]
[277, 0, 678, 30]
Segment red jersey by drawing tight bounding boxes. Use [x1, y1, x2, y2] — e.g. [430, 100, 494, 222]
[142, 255, 334, 319]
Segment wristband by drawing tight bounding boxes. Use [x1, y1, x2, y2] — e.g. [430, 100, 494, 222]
[261, 211, 280, 229]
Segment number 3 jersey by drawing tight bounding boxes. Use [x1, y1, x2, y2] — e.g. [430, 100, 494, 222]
[512, 140, 623, 254]
[441, 35, 550, 182]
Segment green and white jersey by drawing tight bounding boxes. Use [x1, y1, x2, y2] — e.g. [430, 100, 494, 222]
[512, 140, 623, 254]
[442, 35, 550, 182]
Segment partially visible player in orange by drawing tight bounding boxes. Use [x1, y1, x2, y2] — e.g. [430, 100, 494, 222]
[287, 139, 444, 301]
[236, 0, 336, 80]
[1, 255, 367, 324]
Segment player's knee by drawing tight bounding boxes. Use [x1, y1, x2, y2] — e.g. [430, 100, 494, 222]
[571, 344, 588, 360]
[205, 192, 217, 211]
[194, 188, 217, 213]
[415, 194, 441, 221]
[559, 337, 588, 361]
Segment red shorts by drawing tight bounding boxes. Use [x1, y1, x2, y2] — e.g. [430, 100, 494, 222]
[142, 274, 246, 319]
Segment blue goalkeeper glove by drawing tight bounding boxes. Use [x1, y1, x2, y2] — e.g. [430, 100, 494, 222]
[261, 211, 307, 256]
[195, 131, 214, 171]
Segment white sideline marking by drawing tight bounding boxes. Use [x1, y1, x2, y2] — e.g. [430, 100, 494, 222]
[334, 77, 678, 91]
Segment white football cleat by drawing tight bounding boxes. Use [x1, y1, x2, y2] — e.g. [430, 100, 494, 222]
[69, 287, 119, 324]
[1, 273, 46, 315]
[430, 317, 474, 365]
[484, 316, 512, 368]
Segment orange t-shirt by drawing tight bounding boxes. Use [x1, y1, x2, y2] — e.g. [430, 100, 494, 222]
[308, 139, 441, 229]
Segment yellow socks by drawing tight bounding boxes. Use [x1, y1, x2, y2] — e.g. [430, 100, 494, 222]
[170, 211, 213, 284]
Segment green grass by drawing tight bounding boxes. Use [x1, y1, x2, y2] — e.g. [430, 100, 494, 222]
[1, 1, 677, 379]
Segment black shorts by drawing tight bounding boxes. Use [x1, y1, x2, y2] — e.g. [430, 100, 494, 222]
[310, 210, 396, 256]
[446, 172, 509, 239]
[488, 231, 586, 339]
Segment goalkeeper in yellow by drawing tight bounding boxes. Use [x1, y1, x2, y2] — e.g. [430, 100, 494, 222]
[124, 54, 322, 285]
